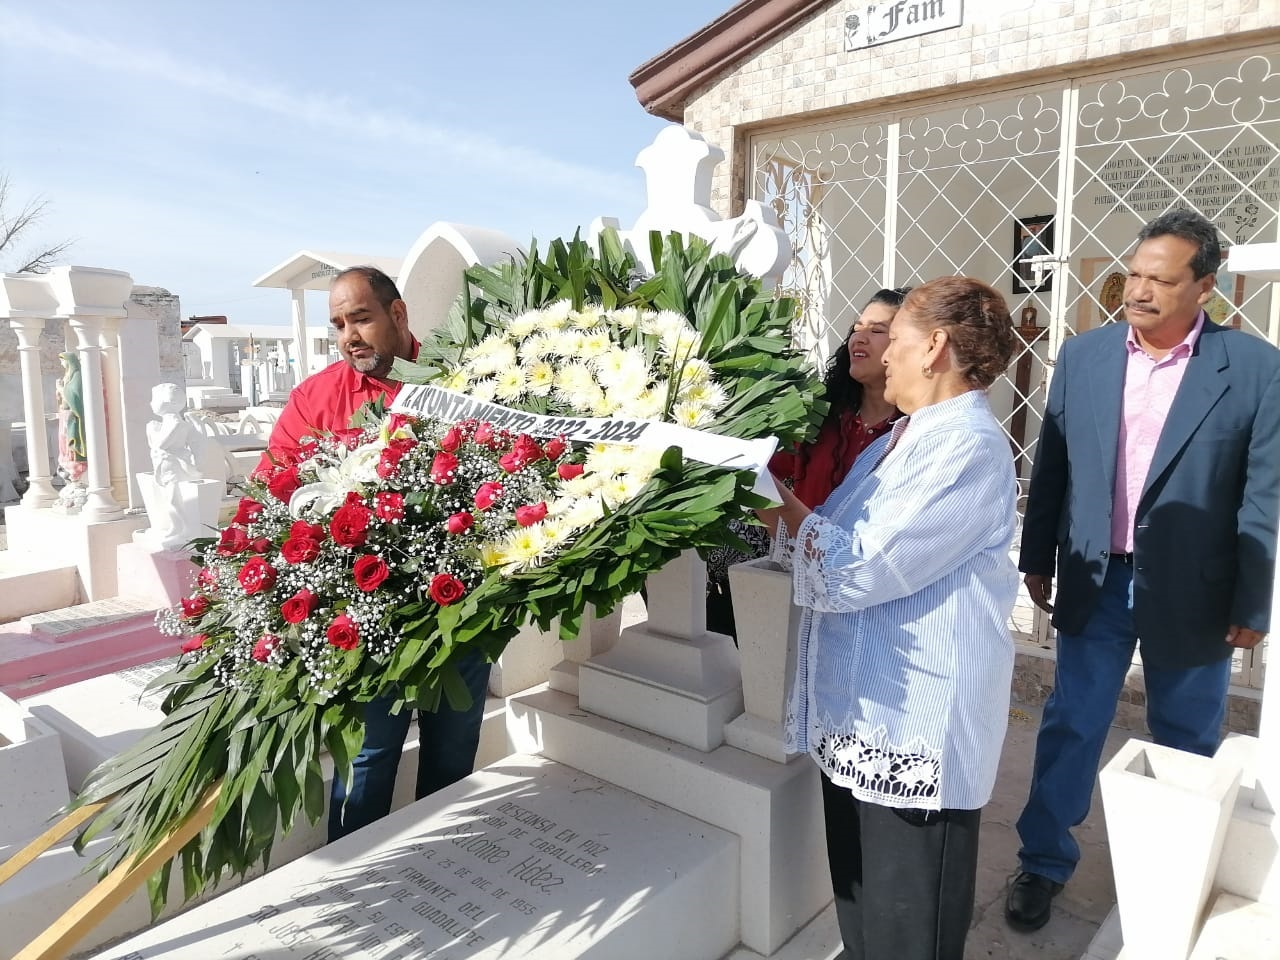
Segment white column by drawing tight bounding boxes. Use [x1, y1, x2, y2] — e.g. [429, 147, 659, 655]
[290, 288, 309, 379]
[68, 315, 123, 521]
[11, 316, 58, 507]
[99, 316, 128, 505]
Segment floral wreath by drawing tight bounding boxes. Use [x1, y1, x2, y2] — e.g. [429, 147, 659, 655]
[72, 229, 826, 911]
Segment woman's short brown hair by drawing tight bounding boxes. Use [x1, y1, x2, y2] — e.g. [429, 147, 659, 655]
[900, 277, 1016, 388]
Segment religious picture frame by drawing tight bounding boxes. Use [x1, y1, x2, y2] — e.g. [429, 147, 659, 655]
[1012, 214, 1055, 294]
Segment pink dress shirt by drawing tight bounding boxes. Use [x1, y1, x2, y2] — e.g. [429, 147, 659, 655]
[1110, 312, 1205, 553]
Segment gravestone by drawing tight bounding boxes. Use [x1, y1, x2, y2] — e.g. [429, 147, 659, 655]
[21, 655, 175, 789]
[21, 596, 154, 640]
[95, 754, 739, 960]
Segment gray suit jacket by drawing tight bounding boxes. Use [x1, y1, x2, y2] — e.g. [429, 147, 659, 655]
[1019, 318, 1280, 668]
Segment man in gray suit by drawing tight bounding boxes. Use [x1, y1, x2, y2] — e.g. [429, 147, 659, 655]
[1006, 209, 1280, 932]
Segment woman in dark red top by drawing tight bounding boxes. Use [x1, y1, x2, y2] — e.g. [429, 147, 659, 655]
[706, 288, 910, 638]
[769, 287, 909, 508]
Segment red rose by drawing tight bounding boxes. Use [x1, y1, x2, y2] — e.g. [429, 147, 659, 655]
[474, 422, 496, 447]
[375, 491, 405, 523]
[386, 413, 414, 435]
[544, 437, 567, 460]
[326, 613, 360, 650]
[281, 536, 321, 564]
[180, 633, 207, 653]
[345, 491, 365, 506]
[217, 527, 250, 556]
[232, 498, 263, 525]
[330, 503, 372, 548]
[474, 481, 504, 511]
[557, 462, 585, 481]
[267, 466, 301, 502]
[353, 555, 391, 592]
[237, 556, 277, 595]
[376, 454, 399, 480]
[387, 437, 417, 458]
[290, 520, 324, 541]
[251, 634, 280, 663]
[439, 426, 464, 453]
[445, 511, 474, 535]
[280, 588, 317, 624]
[249, 537, 272, 554]
[498, 450, 526, 473]
[498, 435, 544, 473]
[180, 595, 210, 619]
[515, 502, 548, 527]
[430, 452, 459, 485]
[428, 573, 466, 606]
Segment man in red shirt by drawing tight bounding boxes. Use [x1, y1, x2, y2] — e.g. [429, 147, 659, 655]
[263, 266, 491, 841]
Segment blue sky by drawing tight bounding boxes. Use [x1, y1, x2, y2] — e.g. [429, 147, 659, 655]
[0, 0, 729, 325]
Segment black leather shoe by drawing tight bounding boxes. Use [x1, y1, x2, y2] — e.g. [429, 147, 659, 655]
[1005, 871, 1062, 932]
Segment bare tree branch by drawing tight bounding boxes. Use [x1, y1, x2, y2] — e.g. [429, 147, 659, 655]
[0, 173, 74, 273]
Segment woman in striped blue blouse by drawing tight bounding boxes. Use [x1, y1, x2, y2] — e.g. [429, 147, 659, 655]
[758, 276, 1020, 960]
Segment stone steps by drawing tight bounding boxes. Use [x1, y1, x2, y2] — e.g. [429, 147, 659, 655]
[0, 551, 80, 624]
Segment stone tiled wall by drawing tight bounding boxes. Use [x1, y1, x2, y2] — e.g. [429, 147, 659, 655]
[679, 0, 1280, 216]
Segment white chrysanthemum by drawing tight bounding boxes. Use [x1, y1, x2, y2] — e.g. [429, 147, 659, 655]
[579, 329, 613, 358]
[678, 357, 713, 386]
[593, 346, 647, 388]
[562, 495, 607, 529]
[439, 367, 470, 391]
[672, 400, 714, 428]
[563, 386, 605, 413]
[609, 306, 641, 330]
[538, 515, 574, 548]
[495, 366, 527, 402]
[506, 311, 543, 338]
[570, 305, 603, 329]
[556, 362, 596, 395]
[540, 299, 573, 327]
[524, 361, 555, 396]
[659, 328, 702, 361]
[600, 473, 650, 509]
[677, 379, 729, 411]
[629, 387, 667, 420]
[548, 330, 583, 357]
[558, 476, 603, 503]
[518, 333, 556, 361]
[468, 378, 498, 402]
[590, 393, 621, 417]
[503, 525, 549, 567]
[468, 339, 518, 376]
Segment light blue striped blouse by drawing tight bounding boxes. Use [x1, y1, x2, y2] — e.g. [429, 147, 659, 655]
[772, 390, 1019, 811]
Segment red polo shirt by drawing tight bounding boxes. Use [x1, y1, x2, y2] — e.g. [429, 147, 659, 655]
[259, 342, 418, 471]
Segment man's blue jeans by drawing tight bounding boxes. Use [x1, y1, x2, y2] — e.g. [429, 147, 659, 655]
[1016, 558, 1232, 884]
[328, 653, 492, 841]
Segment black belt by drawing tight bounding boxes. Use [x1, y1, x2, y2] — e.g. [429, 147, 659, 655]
[1105, 552, 1134, 564]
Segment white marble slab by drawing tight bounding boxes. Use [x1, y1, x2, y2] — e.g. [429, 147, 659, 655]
[95, 754, 739, 960]
[21, 657, 175, 789]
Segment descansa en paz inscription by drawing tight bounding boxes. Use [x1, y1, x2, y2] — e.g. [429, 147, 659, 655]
[96, 757, 735, 959]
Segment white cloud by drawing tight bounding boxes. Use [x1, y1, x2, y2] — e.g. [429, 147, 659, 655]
[0, 9, 638, 202]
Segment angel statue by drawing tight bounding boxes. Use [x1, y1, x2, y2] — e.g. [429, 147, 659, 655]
[139, 383, 219, 550]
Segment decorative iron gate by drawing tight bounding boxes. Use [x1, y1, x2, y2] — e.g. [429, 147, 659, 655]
[753, 47, 1280, 687]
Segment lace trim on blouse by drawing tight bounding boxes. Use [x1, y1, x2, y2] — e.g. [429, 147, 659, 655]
[815, 725, 942, 808]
